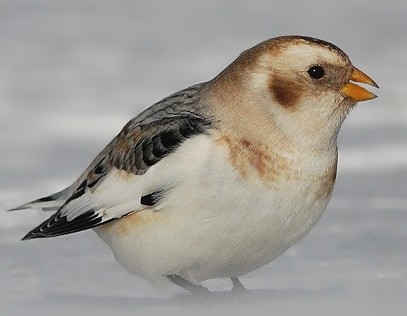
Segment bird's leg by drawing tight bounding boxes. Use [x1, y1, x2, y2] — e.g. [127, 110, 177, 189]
[167, 275, 210, 295]
[231, 277, 246, 292]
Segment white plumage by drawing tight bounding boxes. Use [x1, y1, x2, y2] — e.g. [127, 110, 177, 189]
[11, 36, 378, 293]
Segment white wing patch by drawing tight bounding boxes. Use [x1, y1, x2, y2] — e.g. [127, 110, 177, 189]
[21, 167, 163, 240]
[21, 133, 215, 240]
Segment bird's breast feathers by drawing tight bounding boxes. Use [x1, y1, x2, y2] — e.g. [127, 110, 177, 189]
[95, 131, 337, 281]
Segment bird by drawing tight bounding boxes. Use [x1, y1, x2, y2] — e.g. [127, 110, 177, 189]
[10, 35, 378, 295]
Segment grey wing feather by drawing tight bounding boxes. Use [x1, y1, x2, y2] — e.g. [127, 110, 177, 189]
[11, 83, 211, 212]
[8, 137, 117, 213]
[8, 187, 71, 212]
[18, 83, 215, 239]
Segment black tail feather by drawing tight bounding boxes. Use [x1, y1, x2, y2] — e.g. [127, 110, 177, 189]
[22, 210, 106, 240]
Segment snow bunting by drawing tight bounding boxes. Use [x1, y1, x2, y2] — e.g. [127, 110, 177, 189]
[11, 36, 378, 294]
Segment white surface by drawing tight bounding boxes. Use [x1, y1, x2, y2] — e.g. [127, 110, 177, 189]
[1, 1, 406, 315]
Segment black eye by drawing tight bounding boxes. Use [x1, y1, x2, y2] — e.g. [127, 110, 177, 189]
[307, 65, 325, 79]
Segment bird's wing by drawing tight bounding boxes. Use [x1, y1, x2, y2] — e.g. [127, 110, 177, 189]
[21, 83, 214, 240]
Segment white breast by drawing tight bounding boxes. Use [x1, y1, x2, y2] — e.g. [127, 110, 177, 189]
[95, 133, 337, 283]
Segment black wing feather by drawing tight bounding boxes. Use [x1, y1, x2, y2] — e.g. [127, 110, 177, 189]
[21, 83, 213, 240]
[22, 210, 107, 240]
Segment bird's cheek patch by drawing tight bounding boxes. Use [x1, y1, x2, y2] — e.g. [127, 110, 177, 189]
[269, 76, 304, 109]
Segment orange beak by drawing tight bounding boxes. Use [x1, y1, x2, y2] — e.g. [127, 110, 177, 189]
[341, 67, 379, 102]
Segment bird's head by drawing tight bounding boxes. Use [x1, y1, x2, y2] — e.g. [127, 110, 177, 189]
[211, 36, 379, 148]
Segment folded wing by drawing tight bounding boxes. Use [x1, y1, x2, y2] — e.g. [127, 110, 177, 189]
[20, 84, 213, 240]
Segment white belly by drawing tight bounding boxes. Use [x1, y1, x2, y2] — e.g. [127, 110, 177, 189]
[95, 134, 336, 283]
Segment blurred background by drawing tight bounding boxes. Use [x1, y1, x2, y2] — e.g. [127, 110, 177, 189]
[1, 1, 406, 315]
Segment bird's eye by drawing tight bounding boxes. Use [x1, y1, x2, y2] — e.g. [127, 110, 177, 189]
[307, 66, 325, 79]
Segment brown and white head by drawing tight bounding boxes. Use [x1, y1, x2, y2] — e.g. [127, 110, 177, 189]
[209, 35, 378, 149]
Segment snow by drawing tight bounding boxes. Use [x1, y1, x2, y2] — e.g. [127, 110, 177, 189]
[1, 1, 406, 315]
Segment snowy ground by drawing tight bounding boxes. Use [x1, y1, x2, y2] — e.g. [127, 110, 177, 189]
[1, 1, 406, 315]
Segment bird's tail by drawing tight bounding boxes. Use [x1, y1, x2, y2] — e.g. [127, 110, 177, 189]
[8, 187, 71, 212]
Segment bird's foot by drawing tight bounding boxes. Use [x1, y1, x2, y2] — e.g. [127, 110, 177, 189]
[231, 277, 247, 293]
[167, 274, 210, 296]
